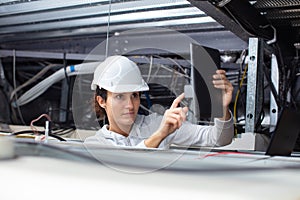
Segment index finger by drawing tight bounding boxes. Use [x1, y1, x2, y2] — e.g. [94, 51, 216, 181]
[216, 69, 226, 74]
[171, 93, 185, 109]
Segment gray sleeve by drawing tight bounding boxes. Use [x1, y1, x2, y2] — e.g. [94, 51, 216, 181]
[165, 112, 234, 147]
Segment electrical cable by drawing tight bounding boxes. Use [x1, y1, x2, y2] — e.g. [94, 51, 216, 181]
[146, 55, 153, 83]
[165, 57, 188, 76]
[12, 113, 68, 141]
[274, 43, 287, 107]
[152, 55, 189, 78]
[170, 67, 179, 96]
[263, 63, 281, 108]
[105, 0, 112, 58]
[9, 64, 58, 100]
[236, 50, 247, 111]
[52, 128, 75, 136]
[30, 114, 51, 134]
[12, 62, 100, 107]
[11, 130, 66, 141]
[200, 151, 252, 158]
[233, 51, 248, 135]
[254, 79, 268, 133]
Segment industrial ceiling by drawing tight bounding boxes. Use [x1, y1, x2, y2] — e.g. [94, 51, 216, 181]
[0, 0, 248, 58]
[0, 0, 299, 58]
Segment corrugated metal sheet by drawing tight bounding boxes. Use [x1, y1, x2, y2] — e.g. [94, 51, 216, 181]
[254, 0, 300, 28]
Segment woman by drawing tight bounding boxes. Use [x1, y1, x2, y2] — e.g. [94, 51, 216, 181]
[84, 55, 234, 148]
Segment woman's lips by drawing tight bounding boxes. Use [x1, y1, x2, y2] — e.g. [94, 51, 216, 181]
[122, 112, 135, 116]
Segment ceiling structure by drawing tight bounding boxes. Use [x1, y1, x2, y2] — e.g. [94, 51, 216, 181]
[0, 0, 247, 59]
[189, 0, 300, 58]
[0, 0, 298, 62]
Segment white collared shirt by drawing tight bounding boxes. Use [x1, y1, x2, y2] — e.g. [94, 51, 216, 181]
[84, 113, 234, 148]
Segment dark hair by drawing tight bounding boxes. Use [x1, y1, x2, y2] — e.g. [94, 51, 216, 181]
[94, 86, 107, 119]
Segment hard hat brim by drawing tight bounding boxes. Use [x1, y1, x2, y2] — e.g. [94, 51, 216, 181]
[101, 83, 149, 93]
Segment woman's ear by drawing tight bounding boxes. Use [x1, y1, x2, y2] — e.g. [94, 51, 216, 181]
[96, 96, 106, 109]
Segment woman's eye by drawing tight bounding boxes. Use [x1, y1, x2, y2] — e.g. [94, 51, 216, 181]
[116, 94, 123, 99]
[132, 93, 139, 98]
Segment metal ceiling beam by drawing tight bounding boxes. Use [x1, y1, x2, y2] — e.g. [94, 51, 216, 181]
[0, 0, 247, 52]
[189, 0, 274, 41]
[0, 0, 110, 16]
[1, 29, 247, 54]
[0, 17, 219, 43]
[0, 49, 99, 61]
[0, 7, 205, 34]
[0, 49, 191, 66]
[0, 0, 19, 4]
[188, 0, 251, 42]
[0, 0, 192, 26]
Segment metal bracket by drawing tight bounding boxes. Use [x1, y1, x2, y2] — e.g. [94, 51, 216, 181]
[269, 54, 279, 132]
[216, 0, 232, 7]
[245, 38, 264, 133]
[246, 38, 259, 133]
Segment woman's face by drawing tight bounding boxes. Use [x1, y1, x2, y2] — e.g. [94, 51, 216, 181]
[98, 91, 141, 134]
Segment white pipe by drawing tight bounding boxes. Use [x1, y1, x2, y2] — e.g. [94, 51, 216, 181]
[12, 62, 100, 107]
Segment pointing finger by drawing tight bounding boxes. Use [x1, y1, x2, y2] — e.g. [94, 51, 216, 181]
[170, 93, 185, 109]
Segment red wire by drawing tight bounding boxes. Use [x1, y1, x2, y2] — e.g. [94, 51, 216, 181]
[30, 114, 52, 135]
[200, 151, 251, 158]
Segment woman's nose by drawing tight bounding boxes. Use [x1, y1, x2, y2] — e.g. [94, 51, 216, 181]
[125, 97, 134, 109]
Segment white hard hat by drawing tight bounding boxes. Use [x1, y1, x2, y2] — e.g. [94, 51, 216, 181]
[91, 55, 149, 93]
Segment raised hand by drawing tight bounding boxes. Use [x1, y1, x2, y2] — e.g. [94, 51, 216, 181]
[158, 93, 189, 137]
[212, 70, 233, 120]
[144, 93, 188, 148]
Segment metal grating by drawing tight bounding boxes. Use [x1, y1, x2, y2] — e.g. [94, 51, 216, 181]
[291, 20, 300, 27]
[266, 9, 300, 20]
[251, 0, 300, 45]
[253, 0, 300, 9]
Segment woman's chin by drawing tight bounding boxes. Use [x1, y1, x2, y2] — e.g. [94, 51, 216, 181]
[118, 118, 135, 127]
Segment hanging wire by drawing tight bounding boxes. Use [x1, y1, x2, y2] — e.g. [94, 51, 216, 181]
[146, 55, 153, 83]
[10, 64, 58, 101]
[233, 50, 248, 136]
[105, 0, 112, 58]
